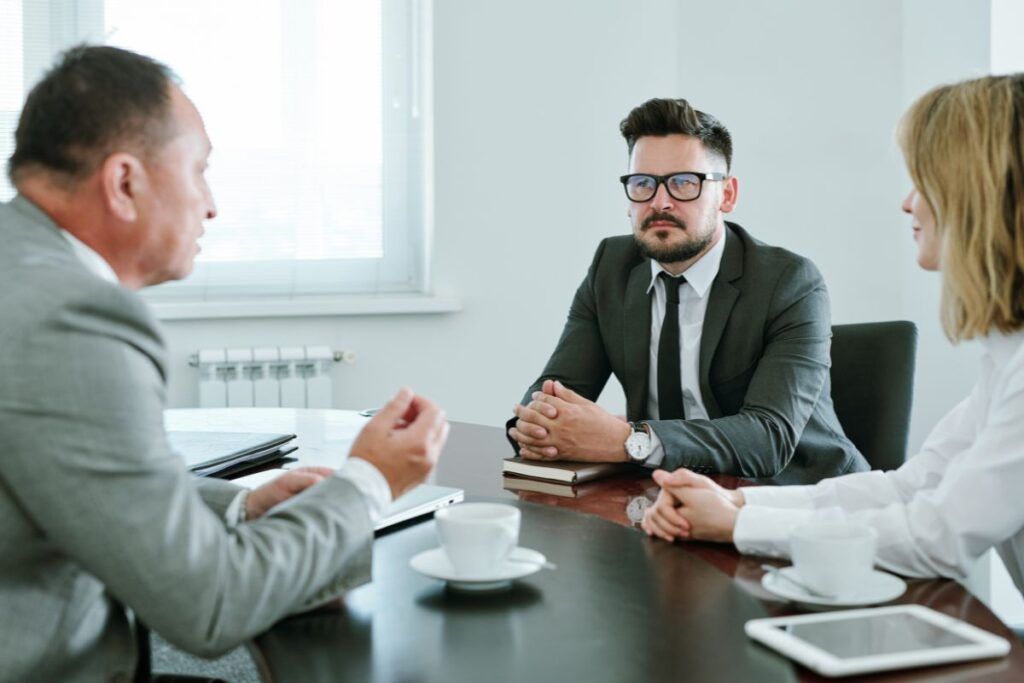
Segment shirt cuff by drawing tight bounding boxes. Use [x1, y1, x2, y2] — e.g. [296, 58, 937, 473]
[336, 457, 392, 523]
[642, 424, 666, 467]
[733, 505, 816, 559]
[224, 489, 248, 528]
[740, 484, 816, 510]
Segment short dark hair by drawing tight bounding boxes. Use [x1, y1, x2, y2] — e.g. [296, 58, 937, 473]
[7, 44, 177, 185]
[620, 98, 733, 171]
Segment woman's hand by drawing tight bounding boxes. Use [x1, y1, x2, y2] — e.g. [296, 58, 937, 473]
[641, 468, 745, 543]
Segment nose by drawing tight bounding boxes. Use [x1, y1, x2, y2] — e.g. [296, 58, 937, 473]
[901, 189, 915, 215]
[206, 188, 218, 220]
[651, 181, 675, 211]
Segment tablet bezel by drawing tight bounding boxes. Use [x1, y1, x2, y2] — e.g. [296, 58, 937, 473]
[744, 604, 1011, 677]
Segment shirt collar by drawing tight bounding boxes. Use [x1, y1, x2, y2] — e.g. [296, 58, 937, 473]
[11, 193, 119, 285]
[59, 226, 120, 285]
[979, 329, 1024, 370]
[646, 227, 728, 298]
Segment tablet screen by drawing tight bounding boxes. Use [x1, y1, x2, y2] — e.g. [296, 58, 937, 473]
[777, 612, 974, 659]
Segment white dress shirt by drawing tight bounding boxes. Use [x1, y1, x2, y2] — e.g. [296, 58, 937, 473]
[59, 229, 392, 522]
[734, 329, 1024, 593]
[641, 229, 727, 466]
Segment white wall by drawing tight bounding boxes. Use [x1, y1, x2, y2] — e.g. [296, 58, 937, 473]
[899, 0, 991, 451]
[163, 0, 991, 458]
[158, 0, 1024, 624]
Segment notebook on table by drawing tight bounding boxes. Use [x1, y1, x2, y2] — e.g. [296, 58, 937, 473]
[502, 456, 635, 484]
[168, 431, 298, 478]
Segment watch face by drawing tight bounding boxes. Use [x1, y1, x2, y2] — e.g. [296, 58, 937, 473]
[626, 431, 651, 461]
[626, 496, 652, 524]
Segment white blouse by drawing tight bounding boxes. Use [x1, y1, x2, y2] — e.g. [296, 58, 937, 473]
[733, 330, 1024, 594]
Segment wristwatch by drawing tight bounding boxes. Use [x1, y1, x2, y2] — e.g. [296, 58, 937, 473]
[624, 422, 653, 462]
[625, 495, 652, 524]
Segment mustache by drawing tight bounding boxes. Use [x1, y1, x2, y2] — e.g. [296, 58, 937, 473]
[641, 212, 687, 231]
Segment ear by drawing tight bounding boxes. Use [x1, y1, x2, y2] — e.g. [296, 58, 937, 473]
[719, 175, 738, 214]
[98, 152, 146, 222]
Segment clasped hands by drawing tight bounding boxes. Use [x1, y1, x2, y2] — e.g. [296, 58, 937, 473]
[508, 379, 632, 462]
[508, 381, 744, 543]
[640, 468, 746, 543]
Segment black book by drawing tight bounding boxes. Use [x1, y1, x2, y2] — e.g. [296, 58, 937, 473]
[167, 431, 298, 478]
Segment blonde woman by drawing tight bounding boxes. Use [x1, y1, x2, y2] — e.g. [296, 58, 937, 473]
[641, 73, 1024, 595]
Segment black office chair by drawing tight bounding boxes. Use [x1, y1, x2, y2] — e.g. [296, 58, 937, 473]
[829, 321, 918, 472]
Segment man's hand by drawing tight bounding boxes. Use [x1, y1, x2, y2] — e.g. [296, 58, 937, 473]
[509, 379, 560, 459]
[509, 380, 631, 462]
[641, 468, 745, 543]
[245, 466, 336, 520]
[349, 387, 449, 499]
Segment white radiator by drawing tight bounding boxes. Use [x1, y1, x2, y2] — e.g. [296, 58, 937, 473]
[192, 346, 353, 409]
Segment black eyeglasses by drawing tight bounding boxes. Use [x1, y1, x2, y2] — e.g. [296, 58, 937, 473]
[619, 171, 727, 202]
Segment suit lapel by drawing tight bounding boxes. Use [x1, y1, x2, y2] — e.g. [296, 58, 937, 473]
[623, 260, 652, 420]
[698, 226, 744, 417]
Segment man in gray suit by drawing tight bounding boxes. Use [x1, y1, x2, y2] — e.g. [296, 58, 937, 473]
[509, 98, 867, 484]
[0, 46, 448, 681]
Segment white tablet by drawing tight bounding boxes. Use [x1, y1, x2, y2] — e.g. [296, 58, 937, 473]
[745, 604, 1011, 677]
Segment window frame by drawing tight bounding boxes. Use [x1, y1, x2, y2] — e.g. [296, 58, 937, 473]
[5, 0, 434, 304]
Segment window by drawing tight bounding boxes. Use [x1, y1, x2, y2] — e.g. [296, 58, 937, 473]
[1, 1, 26, 200]
[1, 0, 432, 301]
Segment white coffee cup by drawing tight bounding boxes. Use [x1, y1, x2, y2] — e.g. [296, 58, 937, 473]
[435, 503, 521, 577]
[789, 521, 877, 598]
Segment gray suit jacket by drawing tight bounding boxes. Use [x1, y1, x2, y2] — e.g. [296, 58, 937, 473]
[0, 196, 374, 682]
[519, 223, 868, 484]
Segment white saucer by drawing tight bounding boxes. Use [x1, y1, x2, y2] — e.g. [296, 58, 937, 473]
[762, 567, 907, 607]
[410, 546, 548, 591]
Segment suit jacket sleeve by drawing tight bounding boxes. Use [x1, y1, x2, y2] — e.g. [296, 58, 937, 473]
[194, 477, 245, 518]
[647, 257, 833, 478]
[0, 286, 373, 658]
[506, 239, 615, 452]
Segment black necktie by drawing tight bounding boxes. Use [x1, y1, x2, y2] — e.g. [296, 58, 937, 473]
[657, 271, 686, 420]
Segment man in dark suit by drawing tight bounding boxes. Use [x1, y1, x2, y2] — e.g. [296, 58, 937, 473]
[508, 98, 867, 485]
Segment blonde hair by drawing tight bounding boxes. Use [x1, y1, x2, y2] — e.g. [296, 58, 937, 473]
[898, 74, 1024, 341]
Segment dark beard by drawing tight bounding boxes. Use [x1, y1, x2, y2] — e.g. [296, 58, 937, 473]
[633, 212, 715, 263]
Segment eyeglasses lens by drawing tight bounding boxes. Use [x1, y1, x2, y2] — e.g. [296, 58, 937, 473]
[666, 173, 700, 200]
[625, 173, 702, 202]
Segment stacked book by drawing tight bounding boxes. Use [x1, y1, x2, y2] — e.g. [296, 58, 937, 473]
[501, 457, 635, 498]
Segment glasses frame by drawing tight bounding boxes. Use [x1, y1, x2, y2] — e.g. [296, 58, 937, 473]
[619, 171, 728, 203]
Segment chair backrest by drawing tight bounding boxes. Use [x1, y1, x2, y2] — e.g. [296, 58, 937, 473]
[829, 321, 918, 471]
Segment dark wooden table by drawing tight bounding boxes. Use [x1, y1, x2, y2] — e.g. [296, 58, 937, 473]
[166, 410, 1024, 682]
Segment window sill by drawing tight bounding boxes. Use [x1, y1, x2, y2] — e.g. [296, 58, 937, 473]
[149, 293, 463, 321]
